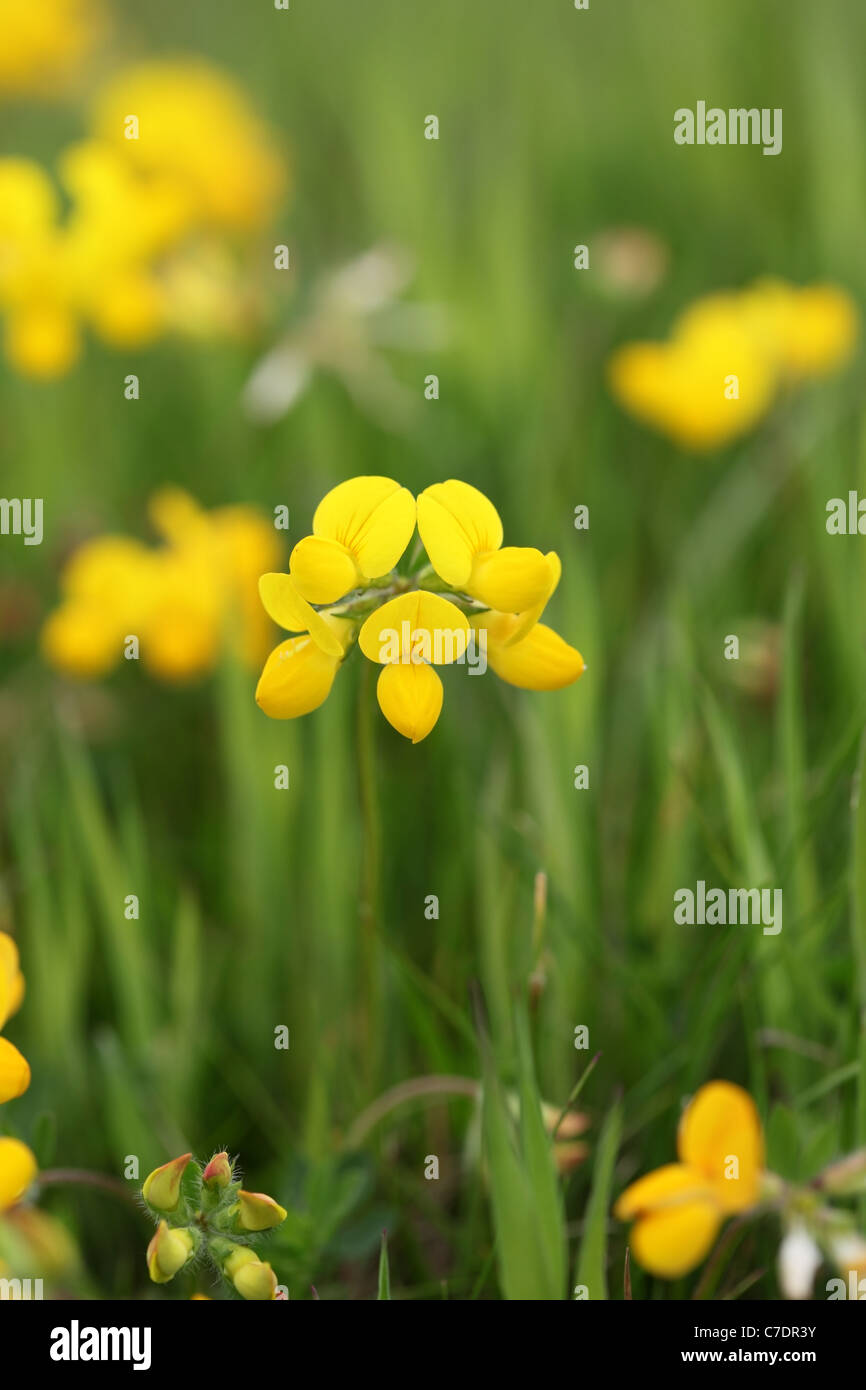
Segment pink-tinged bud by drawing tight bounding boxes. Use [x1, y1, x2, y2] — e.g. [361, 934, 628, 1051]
[202, 1152, 233, 1189]
[142, 1153, 192, 1212]
[146, 1221, 195, 1284]
[236, 1189, 287, 1232]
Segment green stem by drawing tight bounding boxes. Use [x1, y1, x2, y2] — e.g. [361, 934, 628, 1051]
[357, 660, 383, 1091]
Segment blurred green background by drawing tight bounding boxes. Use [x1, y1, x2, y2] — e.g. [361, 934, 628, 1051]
[2, 0, 866, 1299]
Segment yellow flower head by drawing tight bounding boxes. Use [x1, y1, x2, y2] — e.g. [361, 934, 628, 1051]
[91, 60, 286, 233]
[608, 278, 858, 451]
[42, 492, 283, 683]
[614, 1081, 764, 1278]
[0, 0, 105, 98]
[256, 476, 585, 742]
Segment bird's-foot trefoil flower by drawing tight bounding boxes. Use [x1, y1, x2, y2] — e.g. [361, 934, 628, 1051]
[615, 1080, 866, 1294]
[255, 476, 585, 743]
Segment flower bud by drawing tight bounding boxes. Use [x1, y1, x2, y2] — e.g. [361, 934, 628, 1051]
[222, 1244, 278, 1300]
[202, 1151, 233, 1189]
[146, 1220, 195, 1284]
[142, 1152, 192, 1213]
[235, 1190, 287, 1232]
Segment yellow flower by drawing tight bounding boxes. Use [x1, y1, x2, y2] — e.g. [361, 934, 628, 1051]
[289, 476, 416, 605]
[0, 0, 105, 98]
[609, 295, 776, 451]
[42, 492, 283, 683]
[0, 933, 30, 1105]
[417, 480, 553, 616]
[0, 1138, 37, 1212]
[614, 1081, 764, 1278]
[90, 60, 286, 232]
[739, 278, 859, 380]
[256, 619, 353, 720]
[608, 279, 858, 451]
[359, 591, 470, 743]
[472, 611, 585, 690]
[255, 476, 585, 742]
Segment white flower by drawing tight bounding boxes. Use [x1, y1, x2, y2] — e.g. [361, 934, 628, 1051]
[777, 1223, 822, 1300]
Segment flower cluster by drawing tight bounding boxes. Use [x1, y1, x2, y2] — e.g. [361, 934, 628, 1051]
[608, 278, 858, 450]
[0, 56, 285, 377]
[255, 476, 585, 744]
[615, 1081, 866, 1295]
[142, 1151, 287, 1300]
[42, 490, 282, 683]
[0, 931, 36, 1215]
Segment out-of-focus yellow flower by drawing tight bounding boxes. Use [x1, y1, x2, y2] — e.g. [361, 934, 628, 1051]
[42, 492, 283, 683]
[256, 477, 585, 743]
[0, 1138, 37, 1212]
[0, 933, 29, 1105]
[739, 279, 859, 380]
[0, 58, 287, 377]
[1, 1204, 80, 1277]
[0, 0, 105, 98]
[608, 279, 858, 451]
[91, 60, 286, 232]
[614, 1081, 765, 1278]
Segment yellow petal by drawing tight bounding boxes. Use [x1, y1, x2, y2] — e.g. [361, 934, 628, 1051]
[417, 480, 503, 587]
[504, 552, 561, 645]
[258, 572, 345, 658]
[255, 632, 345, 719]
[468, 546, 552, 613]
[359, 591, 469, 665]
[615, 1161, 722, 1278]
[630, 1200, 722, 1279]
[677, 1081, 764, 1213]
[289, 535, 359, 605]
[0, 1138, 37, 1213]
[376, 662, 443, 743]
[614, 1162, 715, 1221]
[349, 486, 416, 579]
[0, 1037, 31, 1103]
[312, 476, 414, 562]
[476, 614, 584, 691]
